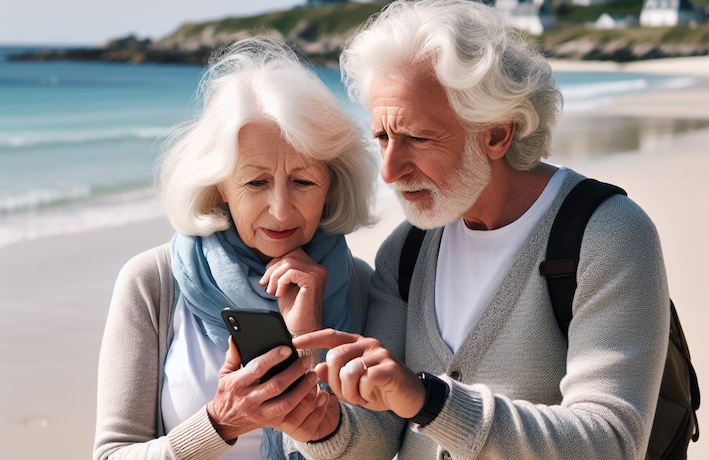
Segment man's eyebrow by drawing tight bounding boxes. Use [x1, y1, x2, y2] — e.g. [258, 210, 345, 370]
[371, 128, 438, 138]
[410, 129, 438, 137]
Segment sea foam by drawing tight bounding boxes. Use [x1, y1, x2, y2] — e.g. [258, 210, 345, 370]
[0, 192, 165, 248]
[0, 126, 169, 149]
[0, 185, 92, 213]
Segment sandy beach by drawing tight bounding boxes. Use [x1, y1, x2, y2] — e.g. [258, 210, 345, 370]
[1, 57, 708, 459]
[548, 55, 709, 78]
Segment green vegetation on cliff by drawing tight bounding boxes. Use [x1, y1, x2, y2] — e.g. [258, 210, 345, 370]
[532, 24, 709, 61]
[165, 2, 386, 43]
[538, 24, 709, 47]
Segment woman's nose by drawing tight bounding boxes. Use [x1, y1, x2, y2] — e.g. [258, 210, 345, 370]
[268, 183, 295, 221]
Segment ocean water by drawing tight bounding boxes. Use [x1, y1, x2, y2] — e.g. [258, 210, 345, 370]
[0, 46, 703, 248]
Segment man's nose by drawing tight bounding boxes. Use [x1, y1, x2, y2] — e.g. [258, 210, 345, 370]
[380, 141, 414, 184]
[268, 183, 295, 221]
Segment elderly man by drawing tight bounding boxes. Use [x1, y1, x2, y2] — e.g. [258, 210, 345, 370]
[283, 1, 670, 459]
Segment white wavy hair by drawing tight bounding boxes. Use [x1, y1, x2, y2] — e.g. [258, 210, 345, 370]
[158, 37, 376, 236]
[340, 0, 563, 170]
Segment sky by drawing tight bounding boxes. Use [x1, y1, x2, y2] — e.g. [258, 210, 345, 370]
[0, 0, 364, 46]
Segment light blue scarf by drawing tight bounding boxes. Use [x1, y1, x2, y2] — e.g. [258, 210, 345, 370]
[170, 223, 351, 460]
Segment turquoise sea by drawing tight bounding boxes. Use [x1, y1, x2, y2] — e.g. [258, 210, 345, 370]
[0, 45, 704, 247]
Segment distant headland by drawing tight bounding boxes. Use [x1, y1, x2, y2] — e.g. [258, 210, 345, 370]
[8, 0, 709, 65]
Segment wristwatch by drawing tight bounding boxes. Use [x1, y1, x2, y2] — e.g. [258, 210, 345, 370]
[407, 371, 449, 427]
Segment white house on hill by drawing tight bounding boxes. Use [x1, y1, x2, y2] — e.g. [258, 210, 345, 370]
[497, 0, 555, 35]
[593, 13, 639, 29]
[640, 0, 698, 26]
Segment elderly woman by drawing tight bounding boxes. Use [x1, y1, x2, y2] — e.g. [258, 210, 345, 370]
[93, 38, 376, 460]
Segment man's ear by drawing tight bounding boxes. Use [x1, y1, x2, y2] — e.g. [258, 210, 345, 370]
[483, 122, 516, 161]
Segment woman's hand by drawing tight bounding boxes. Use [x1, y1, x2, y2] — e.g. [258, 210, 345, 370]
[206, 337, 320, 442]
[260, 248, 327, 335]
[271, 384, 342, 442]
[292, 329, 426, 419]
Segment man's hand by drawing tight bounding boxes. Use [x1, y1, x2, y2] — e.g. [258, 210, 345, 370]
[292, 329, 425, 419]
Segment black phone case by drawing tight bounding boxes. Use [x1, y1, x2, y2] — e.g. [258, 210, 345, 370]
[221, 309, 302, 391]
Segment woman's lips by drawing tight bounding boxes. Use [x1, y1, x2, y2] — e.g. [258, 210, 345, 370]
[261, 228, 297, 239]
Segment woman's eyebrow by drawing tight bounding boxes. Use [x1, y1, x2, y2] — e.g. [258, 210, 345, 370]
[240, 164, 271, 172]
[241, 164, 316, 175]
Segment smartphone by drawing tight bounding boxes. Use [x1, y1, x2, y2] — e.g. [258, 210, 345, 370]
[221, 308, 303, 392]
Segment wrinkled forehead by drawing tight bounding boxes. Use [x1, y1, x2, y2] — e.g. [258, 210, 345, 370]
[368, 65, 442, 104]
[236, 122, 325, 171]
[237, 123, 291, 155]
[368, 67, 460, 132]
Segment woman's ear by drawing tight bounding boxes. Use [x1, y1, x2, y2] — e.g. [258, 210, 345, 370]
[483, 122, 516, 161]
[217, 184, 228, 203]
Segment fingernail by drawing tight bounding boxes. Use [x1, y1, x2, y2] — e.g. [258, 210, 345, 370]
[326, 350, 334, 362]
[316, 393, 327, 408]
[280, 347, 292, 357]
[259, 275, 267, 285]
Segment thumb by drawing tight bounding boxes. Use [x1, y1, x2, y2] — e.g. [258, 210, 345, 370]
[314, 362, 330, 386]
[219, 336, 242, 377]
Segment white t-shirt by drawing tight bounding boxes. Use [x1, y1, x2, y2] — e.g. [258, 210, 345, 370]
[435, 167, 567, 353]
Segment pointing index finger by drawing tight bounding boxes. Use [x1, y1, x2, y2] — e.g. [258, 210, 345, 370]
[292, 329, 361, 350]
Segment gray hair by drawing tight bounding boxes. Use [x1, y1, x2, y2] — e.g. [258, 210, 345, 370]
[340, 0, 563, 170]
[158, 37, 376, 236]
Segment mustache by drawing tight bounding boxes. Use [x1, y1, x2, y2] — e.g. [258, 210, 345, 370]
[394, 176, 436, 193]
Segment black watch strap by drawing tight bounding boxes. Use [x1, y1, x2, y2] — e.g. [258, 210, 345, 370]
[408, 371, 449, 427]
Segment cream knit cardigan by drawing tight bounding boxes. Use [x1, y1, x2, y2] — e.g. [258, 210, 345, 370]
[93, 245, 372, 460]
[293, 169, 670, 460]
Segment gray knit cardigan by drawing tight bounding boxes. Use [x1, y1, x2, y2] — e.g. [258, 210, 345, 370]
[93, 245, 372, 460]
[292, 169, 670, 460]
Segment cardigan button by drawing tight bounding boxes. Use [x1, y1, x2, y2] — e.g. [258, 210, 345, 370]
[442, 450, 452, 460]
[449, 370, 461, 381]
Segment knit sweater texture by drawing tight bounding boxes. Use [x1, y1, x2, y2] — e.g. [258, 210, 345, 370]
[93, 244, 372, 460]
[293, 169, 670, 460]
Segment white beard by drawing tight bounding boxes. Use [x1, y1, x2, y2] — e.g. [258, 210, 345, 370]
[394, 137, 492, 229]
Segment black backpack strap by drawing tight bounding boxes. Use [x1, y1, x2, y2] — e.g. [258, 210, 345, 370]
[399, 226, 427, 302]
[670, 299, 702, 441]
[539, 179, 627, 338]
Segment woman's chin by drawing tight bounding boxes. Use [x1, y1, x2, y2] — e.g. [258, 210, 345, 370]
[252, 242, 298, 263]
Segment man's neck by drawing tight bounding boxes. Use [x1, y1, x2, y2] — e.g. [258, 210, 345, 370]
[461, 162, 557, 231]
